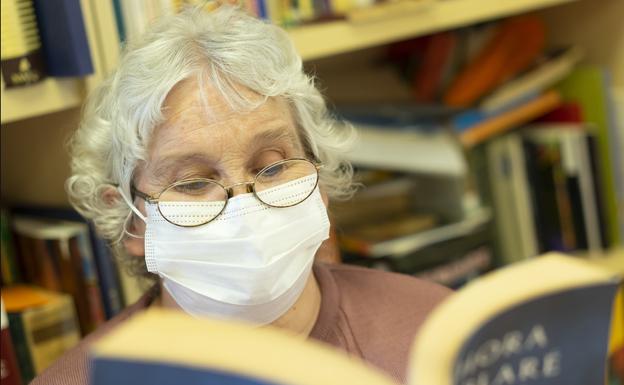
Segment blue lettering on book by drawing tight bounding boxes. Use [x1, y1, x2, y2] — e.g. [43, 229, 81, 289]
[453, 283, 618, 385]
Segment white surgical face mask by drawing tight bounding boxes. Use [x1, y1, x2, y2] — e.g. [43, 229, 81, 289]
[120, 175, 330, 324]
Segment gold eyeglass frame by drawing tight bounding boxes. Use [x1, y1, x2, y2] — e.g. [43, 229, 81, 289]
[132, 158, 322, 228]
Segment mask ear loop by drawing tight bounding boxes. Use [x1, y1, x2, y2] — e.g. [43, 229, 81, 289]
[116, 186, 147, 241]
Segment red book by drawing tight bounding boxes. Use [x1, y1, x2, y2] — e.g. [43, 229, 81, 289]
[536, 102, 584, 123]
[412, 32, 457, 103]
[1, 298, 23, 385]
[444, 15, 546, 107]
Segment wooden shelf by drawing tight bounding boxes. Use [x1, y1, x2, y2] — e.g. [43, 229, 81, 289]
[1, 78, 86, 124]
[367, 207, 492, 257]
[288, 0, 575, 61]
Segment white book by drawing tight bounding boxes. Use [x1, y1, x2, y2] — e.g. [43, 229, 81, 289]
[486, 135, 537, 263]
[480, 46, 584, 113]
[342, 123, 466, 177]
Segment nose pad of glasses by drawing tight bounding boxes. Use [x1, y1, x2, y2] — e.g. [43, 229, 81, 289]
[226, 182, 254, 198]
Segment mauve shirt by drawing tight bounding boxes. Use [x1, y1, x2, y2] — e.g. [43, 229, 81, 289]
[30, 263, 451, 385]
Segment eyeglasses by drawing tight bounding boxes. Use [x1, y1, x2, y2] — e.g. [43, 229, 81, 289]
[132, 158, 321, 227]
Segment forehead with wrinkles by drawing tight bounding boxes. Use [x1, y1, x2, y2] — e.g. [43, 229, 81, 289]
[135, 78, 305, 192]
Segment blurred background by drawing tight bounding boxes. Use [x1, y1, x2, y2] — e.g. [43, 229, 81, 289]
[0, 0, 623, 384]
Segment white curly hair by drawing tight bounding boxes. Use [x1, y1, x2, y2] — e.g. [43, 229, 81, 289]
[66, 5, 354, 276]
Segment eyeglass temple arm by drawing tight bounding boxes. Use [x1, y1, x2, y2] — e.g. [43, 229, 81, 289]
[131, 186, 156, 203]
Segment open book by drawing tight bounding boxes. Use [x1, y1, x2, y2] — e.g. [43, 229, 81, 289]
[89, 253, 623, 385]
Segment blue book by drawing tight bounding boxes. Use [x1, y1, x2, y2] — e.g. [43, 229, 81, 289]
[33, 0, 94, 77]
[257, 0, 268, 20]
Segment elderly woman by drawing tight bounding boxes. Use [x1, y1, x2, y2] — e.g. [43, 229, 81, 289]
[33, 6, 450, 385]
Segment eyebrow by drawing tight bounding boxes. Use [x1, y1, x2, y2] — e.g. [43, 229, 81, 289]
[248, 127, 301, 153]
[149, 153, 217, 186]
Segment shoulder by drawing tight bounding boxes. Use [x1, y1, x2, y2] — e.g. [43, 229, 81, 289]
[320, 262, 452, 312]
[30, 285, 158, 385]
[313, 263, 452, 382]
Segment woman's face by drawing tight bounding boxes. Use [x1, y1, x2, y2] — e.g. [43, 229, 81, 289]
[123, 78, 314, 256]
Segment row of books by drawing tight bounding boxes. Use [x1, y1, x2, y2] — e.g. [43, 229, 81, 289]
[329, 64, 620, 278]
[114, 0, 433, 44]
[483, 124, 608, 264]
[384, 15, 558, 108]
[0, 208, 145, 383]
[472, 66, 622, 256]
[331, 33, 621, 253]
[330, 169, 494, 288]
[1, 0, 93, 89]
[375, 16, 599, 146]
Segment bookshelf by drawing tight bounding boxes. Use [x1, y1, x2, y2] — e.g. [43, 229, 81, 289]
[1, 1, 622, 382]
[0, 0, 620, 240]
[0, 0, 576, 123]
[289, 0, 575, 60]
[1, 0, 620, 250]
[1, 79, 85, 124]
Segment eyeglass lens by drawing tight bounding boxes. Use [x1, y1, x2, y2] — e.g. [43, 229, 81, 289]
[156, 159, 318, 226]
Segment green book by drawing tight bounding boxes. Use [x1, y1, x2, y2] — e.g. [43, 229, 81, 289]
[7, 312, 35, 384]
[0, 209, 21, 285]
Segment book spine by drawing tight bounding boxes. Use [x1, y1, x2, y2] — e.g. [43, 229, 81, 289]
[6, 313, 35, 384]
[487, 137, 525, 263]
[90, 232, 124, 319]
[67, 236, 104, 334]
[550, 139, 577, 250]
[257, 0, 268, 19]
[575, 132, 602, 252]
[444, 16, 545, 107]
[32, 0, 94, 76]
[0, 211, 21, 285]
[413, 32, 456, 103]
[586, 135, 610, 249]
[298, 0, 314, 21]
[111, 0, 127, 44]
[507, 135, 538, 258]
[523, 139, 566, 252]
[1, 299, 23, 385]
[31, 238, 62, 291]
[54, 238, 91, 336]
[265, 0, 283, 25]
[460, 90, 562, 148]
[74, 232, 106, 327]
[480, 47, 583, 113]
[14, 235, 38, 284]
